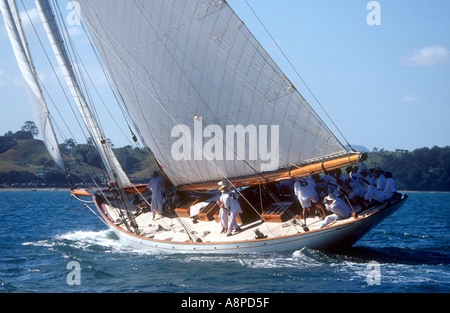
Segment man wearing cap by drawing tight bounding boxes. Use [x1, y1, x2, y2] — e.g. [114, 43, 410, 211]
[320, 194, 352, 229]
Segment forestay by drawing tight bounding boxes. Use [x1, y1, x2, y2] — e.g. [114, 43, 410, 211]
[35, 0, 130, 185]
[1, 0, 65, 171]
[78, 0, 348, 187]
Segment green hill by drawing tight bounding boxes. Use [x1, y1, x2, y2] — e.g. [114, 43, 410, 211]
[364, 146, 450, 192]
[1, 135, 449, 191]
[0, 137, 153, 188]
[0, 139, 54, 173]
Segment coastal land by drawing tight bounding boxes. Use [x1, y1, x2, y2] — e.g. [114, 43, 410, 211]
[1, 129, 449, 192]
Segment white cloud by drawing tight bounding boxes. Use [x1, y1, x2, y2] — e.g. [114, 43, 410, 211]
[1, 8, 44, 37]
[400, 95, 421, 104]
[402, 45, 450, 67]
[68, 26, 82, 38]
[19, 8, 44, 35]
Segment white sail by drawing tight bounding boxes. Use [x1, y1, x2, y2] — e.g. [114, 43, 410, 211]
[0, 0, 65, 171]
[78, 0, 349, 187]
[34, 0, 130, 185]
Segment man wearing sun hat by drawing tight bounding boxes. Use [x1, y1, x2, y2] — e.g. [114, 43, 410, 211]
[217, 180, 231, 234]
[217, 179, 243, 236]
[320, 193, 352, 229]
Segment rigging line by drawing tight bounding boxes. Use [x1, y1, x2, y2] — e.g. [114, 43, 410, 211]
[80, 2, 203, 170]
[112, 165, 198, 239]
[256, 179, 279, 236]
[16, 0, 82, 136]
[35, 71, 79, 145]
[52, 1, 95, 114]
[17, 0, 110, 180]
[243, 0, 355, 152]
[42, 0, 129, 184]
[80, 17, 142, 142]
[91, 177, 136, 232]
[45, 2, 104, 151]
[78, 3, 281, 237]
[51, 0, 106, 140]
[129, 184, 199, 241]
[215, 178, 280, 237]
[18, 1, 83, 142]
[129, 1, 270, 182]
[54, 0, 135, 148]
[80, 3, 174, 174]
[111, 63, 165, 172]
[58, 7, 161, 195]
[127, 0, 219, 179]
[74, 199, 110, 228]
[81, 1, 250, 183]
[79, 56, 156, 178]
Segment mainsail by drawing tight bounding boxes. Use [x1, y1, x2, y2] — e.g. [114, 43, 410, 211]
[35, 0, 130, 185]
[78, 0, 356, 188]
[0, 0, 64, 171]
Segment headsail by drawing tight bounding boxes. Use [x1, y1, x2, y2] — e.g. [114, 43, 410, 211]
[78, 0, 355, 188]
[0, 0, 64, 171]
[34, 0, 130, 185]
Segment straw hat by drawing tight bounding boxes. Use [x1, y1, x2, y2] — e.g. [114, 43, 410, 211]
[218, 179, 230, 191]
[324, 194, 338, 202]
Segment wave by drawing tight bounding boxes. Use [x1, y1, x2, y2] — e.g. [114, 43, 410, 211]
[20, 226, 449, 271]
[22, 230, 124, 253]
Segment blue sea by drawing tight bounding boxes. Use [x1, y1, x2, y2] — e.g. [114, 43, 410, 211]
[0, 190, 449, 294]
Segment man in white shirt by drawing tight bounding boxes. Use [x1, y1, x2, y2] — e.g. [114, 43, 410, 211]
[146, 171, 166, 220]
[227, 191, 243, 237]
[217, 180, 243, 236]
[384, 172, 401, 202]
[217, 180, 230, 234]
[294, 177, 319, 225]
[320, 194, 352, 229]
[364, 183, 387, 203]
[375, 169, 386, 191]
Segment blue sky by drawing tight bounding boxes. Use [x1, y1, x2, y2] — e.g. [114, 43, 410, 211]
[1, 0, 449, 152]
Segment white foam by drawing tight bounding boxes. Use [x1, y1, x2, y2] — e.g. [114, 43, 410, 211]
[22, 229, 129, 253]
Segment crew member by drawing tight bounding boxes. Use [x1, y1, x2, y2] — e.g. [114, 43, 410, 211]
[227, 190, 242, 237]
[146, 171, 165, 220]
[320, 194, 352, 229]
[217, 180, 230, 234]
[294, 176, 319, 225]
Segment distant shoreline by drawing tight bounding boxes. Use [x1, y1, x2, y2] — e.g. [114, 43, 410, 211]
[0, 188, 71, 192]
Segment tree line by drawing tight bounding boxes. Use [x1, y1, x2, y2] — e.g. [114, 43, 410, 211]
[0, 122, 148, 188]
[0, 122, 36, 154]
[1, 123, 449, 191]
[365, 146, 450, 191]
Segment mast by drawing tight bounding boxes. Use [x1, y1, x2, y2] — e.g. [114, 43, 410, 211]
[34, 0, 130, 186]
[0, 0, 64, 171]
[33, 0, 141, 233]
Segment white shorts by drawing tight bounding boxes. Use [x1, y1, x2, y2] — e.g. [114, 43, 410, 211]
[300, 194, 319, 208]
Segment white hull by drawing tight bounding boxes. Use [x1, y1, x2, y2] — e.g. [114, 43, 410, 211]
[96, 196, 407, 254]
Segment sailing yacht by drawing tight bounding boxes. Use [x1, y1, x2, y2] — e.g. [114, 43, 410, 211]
[1, 0, 407, 254]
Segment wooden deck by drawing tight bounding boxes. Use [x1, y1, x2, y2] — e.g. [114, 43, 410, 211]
[101, 200, 363, 244]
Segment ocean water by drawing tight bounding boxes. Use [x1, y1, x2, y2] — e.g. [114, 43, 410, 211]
[0, 190, 448, 294]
